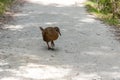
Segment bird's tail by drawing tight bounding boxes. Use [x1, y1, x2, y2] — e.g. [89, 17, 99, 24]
[39, 27, 44, 31]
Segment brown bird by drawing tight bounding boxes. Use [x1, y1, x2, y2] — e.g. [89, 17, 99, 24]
[40, 26, 61, 50]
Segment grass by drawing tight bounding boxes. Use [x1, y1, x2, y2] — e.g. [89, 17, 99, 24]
[85, 0, 120, 27]
[0, 0, 15, 15]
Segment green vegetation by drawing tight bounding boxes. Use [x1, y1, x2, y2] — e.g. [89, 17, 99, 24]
[85, 0, 120, 27]
[0, 0, 15, 15]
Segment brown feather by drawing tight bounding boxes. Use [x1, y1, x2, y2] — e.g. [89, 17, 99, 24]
[40, 26, 61, 50]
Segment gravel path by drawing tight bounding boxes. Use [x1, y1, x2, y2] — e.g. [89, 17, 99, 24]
[0, 0, 120, 80]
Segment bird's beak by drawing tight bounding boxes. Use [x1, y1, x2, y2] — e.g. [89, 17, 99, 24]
[54, 27, 61, 36]
[59, 31, 61, 36]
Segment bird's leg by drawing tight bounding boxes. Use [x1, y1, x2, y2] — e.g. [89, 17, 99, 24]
[51, 41, 55, 47]
[47, 42, 51, 50]
[51, 41, 55, 50]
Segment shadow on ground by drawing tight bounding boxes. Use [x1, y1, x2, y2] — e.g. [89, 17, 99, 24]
[0, 0, 120, 80]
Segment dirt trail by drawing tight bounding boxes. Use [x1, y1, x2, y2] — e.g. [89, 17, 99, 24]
[0, 0, 120, 80]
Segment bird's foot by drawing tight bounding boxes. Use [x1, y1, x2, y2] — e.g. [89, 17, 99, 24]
[48, 47, 54, 50]
[51, 48, 54, 50]
[48, 47, 52, 50]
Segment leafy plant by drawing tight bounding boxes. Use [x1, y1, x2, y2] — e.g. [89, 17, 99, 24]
[85, 0, 120, 27]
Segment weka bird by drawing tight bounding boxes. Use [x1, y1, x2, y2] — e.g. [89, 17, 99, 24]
[40, 27, 61, 50]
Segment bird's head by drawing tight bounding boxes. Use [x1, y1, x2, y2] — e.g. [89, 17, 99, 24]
[54, 27, 61, 36]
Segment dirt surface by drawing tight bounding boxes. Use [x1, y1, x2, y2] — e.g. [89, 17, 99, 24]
[0, 0, 120, 80]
